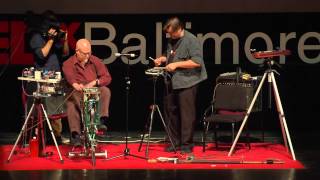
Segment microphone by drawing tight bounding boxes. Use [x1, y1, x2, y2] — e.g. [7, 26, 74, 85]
[115, 53, 136, 57]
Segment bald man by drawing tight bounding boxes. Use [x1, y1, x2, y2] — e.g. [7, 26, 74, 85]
[62, 39, 112, 146]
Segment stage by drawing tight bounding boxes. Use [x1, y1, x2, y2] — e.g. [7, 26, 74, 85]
[1, 130, 319, 179]
[1, 0, 320, 179]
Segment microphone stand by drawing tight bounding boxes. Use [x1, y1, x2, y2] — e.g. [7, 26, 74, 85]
[105, 55, 147, 161]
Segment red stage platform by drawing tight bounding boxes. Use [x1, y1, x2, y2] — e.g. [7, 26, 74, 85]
[1, 143, 304, 170]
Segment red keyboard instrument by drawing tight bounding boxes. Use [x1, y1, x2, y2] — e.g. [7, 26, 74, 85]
[253, 50, 291, 59]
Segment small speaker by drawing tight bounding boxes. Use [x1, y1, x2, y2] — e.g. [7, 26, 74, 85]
[214, 83, 262, 112]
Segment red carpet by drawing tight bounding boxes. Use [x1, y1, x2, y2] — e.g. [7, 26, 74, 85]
[0, 143, 304, 170]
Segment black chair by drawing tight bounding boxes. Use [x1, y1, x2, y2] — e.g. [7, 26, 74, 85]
[202, 82, 254, 152]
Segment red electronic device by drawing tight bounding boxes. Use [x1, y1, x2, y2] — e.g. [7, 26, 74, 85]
[253, 50, 291, 59]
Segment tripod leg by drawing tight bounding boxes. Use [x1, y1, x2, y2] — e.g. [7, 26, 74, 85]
[138, 118, 149, 152]
[37, 104, 46, 156]
[138, 105, 153, 152]
[156, 105, 177, 153]
[271, 75, 289, 150]
[40, 104, 64, 163]
[145, 105, 156, 158]
[270, 73, 296, 160]
[268, 72, 273, 109]
[228, 72, 267, 156]
[7, 103, 36, 162]
[22, 101, 29, 148]
[138, 132, 145, 152]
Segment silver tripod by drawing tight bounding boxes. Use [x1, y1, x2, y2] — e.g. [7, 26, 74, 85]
[138, 68, 176, 158]
[7, 79, 63, 163]
[228, 60, 296, 160]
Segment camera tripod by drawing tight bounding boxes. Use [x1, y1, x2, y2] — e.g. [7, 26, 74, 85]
[227, 58, 296, 160]
[138, 70, 176, 158]
[7, 80, 63, 163]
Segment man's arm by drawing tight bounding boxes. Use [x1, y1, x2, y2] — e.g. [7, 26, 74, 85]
[166, 60, 200, 72]
[62, 31, 69, 57]
[41, 28, 57, 58]
[41, 39, 54, 58]
[62, 60, 84, 91]
[92, 57, 112, 87]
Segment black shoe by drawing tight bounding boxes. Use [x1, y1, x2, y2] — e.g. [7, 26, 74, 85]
[98, 116, 108, 134]
[97, 124, 108, 131]
[96, 133, 108, 141]
[181, 145, 193, 154]
[165, 145, 180, 152]
[70, 132, 81, 147]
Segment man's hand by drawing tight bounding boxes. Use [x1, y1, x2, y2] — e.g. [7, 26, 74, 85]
[72, 83, 84, 91]
[166, 63, 178, 72]
[154, 56, 167, 66]
[47, 28, 57, 39]
[64, 31, 68, 41]
[84, 80, 97, 88]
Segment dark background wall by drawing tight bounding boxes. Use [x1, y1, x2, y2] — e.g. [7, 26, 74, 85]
[1, 0, 320, 14]
[1, 1, 320, 135]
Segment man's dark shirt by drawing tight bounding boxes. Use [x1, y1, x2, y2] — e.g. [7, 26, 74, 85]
[165, 30, 207, 89]
[29, 33, 63, 71]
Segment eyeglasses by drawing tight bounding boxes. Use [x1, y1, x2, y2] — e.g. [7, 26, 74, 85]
[166, 28, 182, 39]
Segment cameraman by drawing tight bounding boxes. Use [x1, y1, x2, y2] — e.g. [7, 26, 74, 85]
[29, 10, 69, 71]
[27, 10, 69, 145]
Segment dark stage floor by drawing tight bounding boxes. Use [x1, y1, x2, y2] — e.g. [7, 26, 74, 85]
[1, 130, 320, 179]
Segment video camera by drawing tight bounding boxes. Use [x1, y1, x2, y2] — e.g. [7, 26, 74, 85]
[44, 26, 66, 40]
[40, 12, 65, 40]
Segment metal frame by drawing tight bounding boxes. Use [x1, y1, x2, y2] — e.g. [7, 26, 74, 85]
[228, 68, 296, 160]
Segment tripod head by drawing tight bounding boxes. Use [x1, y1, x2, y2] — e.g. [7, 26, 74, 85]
[251, 49, 291, 109]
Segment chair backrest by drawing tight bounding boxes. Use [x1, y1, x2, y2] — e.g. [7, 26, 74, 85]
[213, 83, 254, 111]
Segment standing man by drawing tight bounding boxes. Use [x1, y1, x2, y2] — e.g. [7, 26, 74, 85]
[154, 17, 207, 153]
[62, 39, 112, 146]
[28, 10, 69, 144]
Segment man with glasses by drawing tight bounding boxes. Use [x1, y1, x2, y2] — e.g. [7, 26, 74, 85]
[154, 17, 207, 153]
[62, 39, 112, 146]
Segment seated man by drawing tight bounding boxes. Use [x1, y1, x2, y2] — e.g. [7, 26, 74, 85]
[62, 38, 112, 146]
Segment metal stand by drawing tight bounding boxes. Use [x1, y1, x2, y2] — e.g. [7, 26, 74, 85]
[7, 82, 64, 163]
[68, 90, 108, 166]
[228, 59, 296, 160]
[105, 58, 147, 161]
[138, 75, 176, 158]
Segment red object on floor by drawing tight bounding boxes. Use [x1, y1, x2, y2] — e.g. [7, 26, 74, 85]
[0, 143, 304, 170]
[29, 137, 39, 157]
